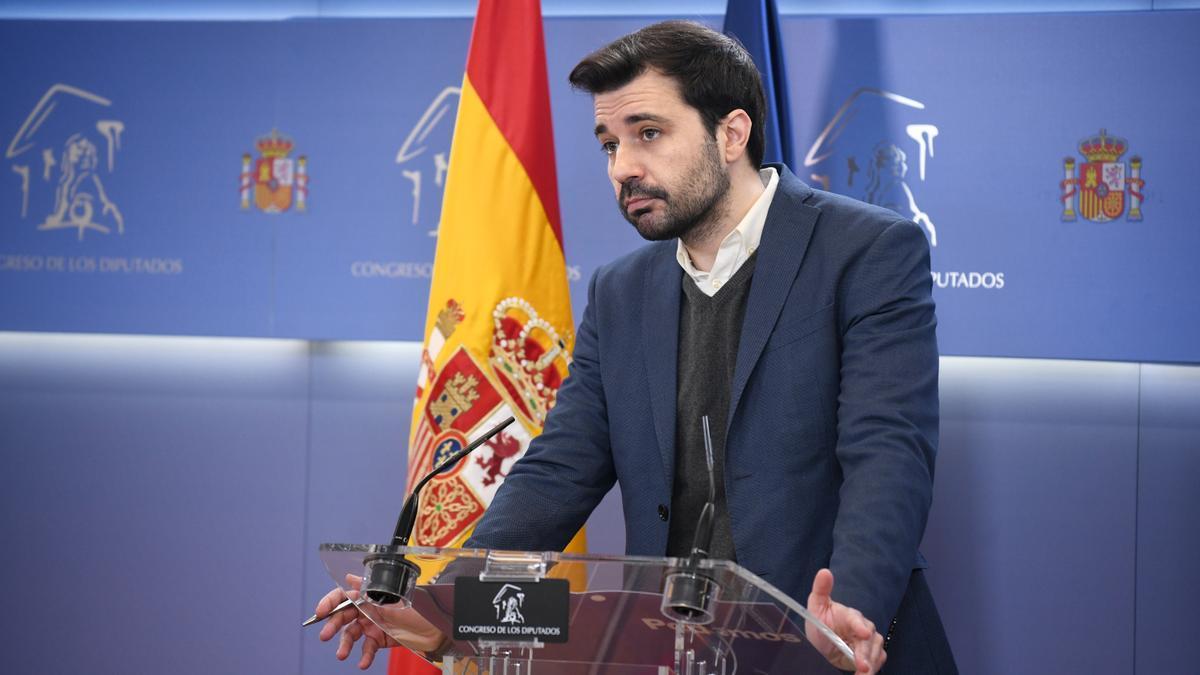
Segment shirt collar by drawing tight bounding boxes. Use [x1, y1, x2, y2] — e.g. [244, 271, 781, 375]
[676, 167, 779, 295]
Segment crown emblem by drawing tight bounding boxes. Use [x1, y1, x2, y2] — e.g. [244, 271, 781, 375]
[489, 298, 571, 427]
[1078, 129, 1127, 163]
[435, 299, 466, 338]
[255, 129, 295, 158]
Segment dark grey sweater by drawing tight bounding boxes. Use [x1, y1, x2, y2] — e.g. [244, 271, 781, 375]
[665, 253, 757, 561]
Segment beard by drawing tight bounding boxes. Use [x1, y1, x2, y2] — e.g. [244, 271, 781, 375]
[618, 139, 730, 243]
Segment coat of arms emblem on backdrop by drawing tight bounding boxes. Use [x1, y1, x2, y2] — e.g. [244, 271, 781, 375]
[1060, 129, 1144, 222]
[240, 129, 308, 213]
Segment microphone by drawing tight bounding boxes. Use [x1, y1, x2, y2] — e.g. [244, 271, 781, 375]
[688, 415, 718, 561]
[661, 414, 721, 625]
[362, 416, 517, 606]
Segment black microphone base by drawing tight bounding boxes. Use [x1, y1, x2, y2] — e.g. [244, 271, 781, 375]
[661, 568, 719, 625]
[362, 553, 420, 607]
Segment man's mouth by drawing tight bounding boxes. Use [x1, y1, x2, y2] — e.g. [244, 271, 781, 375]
[625, 196, 657, 212]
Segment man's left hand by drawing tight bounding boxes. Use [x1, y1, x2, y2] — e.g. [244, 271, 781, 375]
[804, 568, 887, 674]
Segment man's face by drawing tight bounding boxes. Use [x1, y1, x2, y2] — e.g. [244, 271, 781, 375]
[592, 70, 730, 242]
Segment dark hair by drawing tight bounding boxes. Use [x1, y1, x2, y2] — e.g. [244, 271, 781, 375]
[568, 20, 767, 169]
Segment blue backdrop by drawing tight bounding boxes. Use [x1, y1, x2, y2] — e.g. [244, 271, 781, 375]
[2, 11, 1197, 362]
[2, 5, 1199, 675]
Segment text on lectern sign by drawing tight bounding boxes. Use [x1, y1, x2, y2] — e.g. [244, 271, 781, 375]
[453, 577, 569, 643]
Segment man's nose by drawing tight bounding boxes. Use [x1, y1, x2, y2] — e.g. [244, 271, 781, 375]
[609, 146, 644, 185]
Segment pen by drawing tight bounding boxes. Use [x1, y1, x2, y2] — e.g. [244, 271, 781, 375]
[301, 597, 356, 627]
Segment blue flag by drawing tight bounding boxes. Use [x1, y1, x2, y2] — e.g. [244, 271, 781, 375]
[723, 0, 794, 168]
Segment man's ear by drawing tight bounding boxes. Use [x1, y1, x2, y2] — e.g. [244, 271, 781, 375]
[719, 109, 752, 164]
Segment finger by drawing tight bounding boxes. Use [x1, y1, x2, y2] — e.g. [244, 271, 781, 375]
[854, 631, 878, 671]
[359, 633, 381, 670]
[319, 602, 360, 642]
[319, 608, 344, 642]
[840, 607, 874, 642]
[849, 614, 878, 658]
[827, 607, 873, 670]
[828, 604, 863, 634]
[345, 573, 364, 591]
[856, 632, 885, 674]
[808, 568, 835, 612]
[337, 620, 363, 661]
[319, 617, 338, 643]
[316, 586, 348, 615]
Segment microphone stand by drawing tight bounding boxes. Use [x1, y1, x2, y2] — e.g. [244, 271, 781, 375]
[661, 415, 721, 625]
[304, 416, 516, 626]
[362, 416, 516, 606]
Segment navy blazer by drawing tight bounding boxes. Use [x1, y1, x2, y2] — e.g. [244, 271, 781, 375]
[470, 167, 954, 671]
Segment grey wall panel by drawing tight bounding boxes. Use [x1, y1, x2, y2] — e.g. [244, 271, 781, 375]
[0, 333, 311, 675]
[588, 486, 627, 555]
[301, 341, 419, 674]
[1135, 364, 1200, 674]
[925, 357, 1140, 675]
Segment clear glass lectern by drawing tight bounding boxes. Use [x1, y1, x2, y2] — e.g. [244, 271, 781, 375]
[320, 544, 851, 674]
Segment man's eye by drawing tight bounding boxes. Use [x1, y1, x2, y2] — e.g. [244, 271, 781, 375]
[640, 128, 660, 141]
[601, 141, 618, 156]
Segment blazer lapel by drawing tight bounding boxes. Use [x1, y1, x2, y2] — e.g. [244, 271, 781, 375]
[642, 243, 682, 488]
[728, 170, 820, 428]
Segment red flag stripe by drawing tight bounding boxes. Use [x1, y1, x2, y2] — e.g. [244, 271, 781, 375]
[465, 0, 564, 248]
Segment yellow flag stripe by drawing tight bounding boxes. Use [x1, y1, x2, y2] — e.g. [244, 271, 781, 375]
[411, 76, 573, 434]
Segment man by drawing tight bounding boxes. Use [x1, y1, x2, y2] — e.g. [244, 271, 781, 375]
[318, 20, 955, 674]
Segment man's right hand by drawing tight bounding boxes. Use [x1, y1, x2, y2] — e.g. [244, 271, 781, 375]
[316, 575, 448, 670]
[805, 569, 887, 674]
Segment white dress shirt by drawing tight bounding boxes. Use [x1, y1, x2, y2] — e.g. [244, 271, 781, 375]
[676, 167, 779, 296]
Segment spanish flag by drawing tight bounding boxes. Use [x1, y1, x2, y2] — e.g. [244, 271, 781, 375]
[389, 1, 582, 671]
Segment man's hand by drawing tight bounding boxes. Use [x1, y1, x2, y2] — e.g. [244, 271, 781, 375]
[315, 575, 447, 670]
[804, 569, 887, 674]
